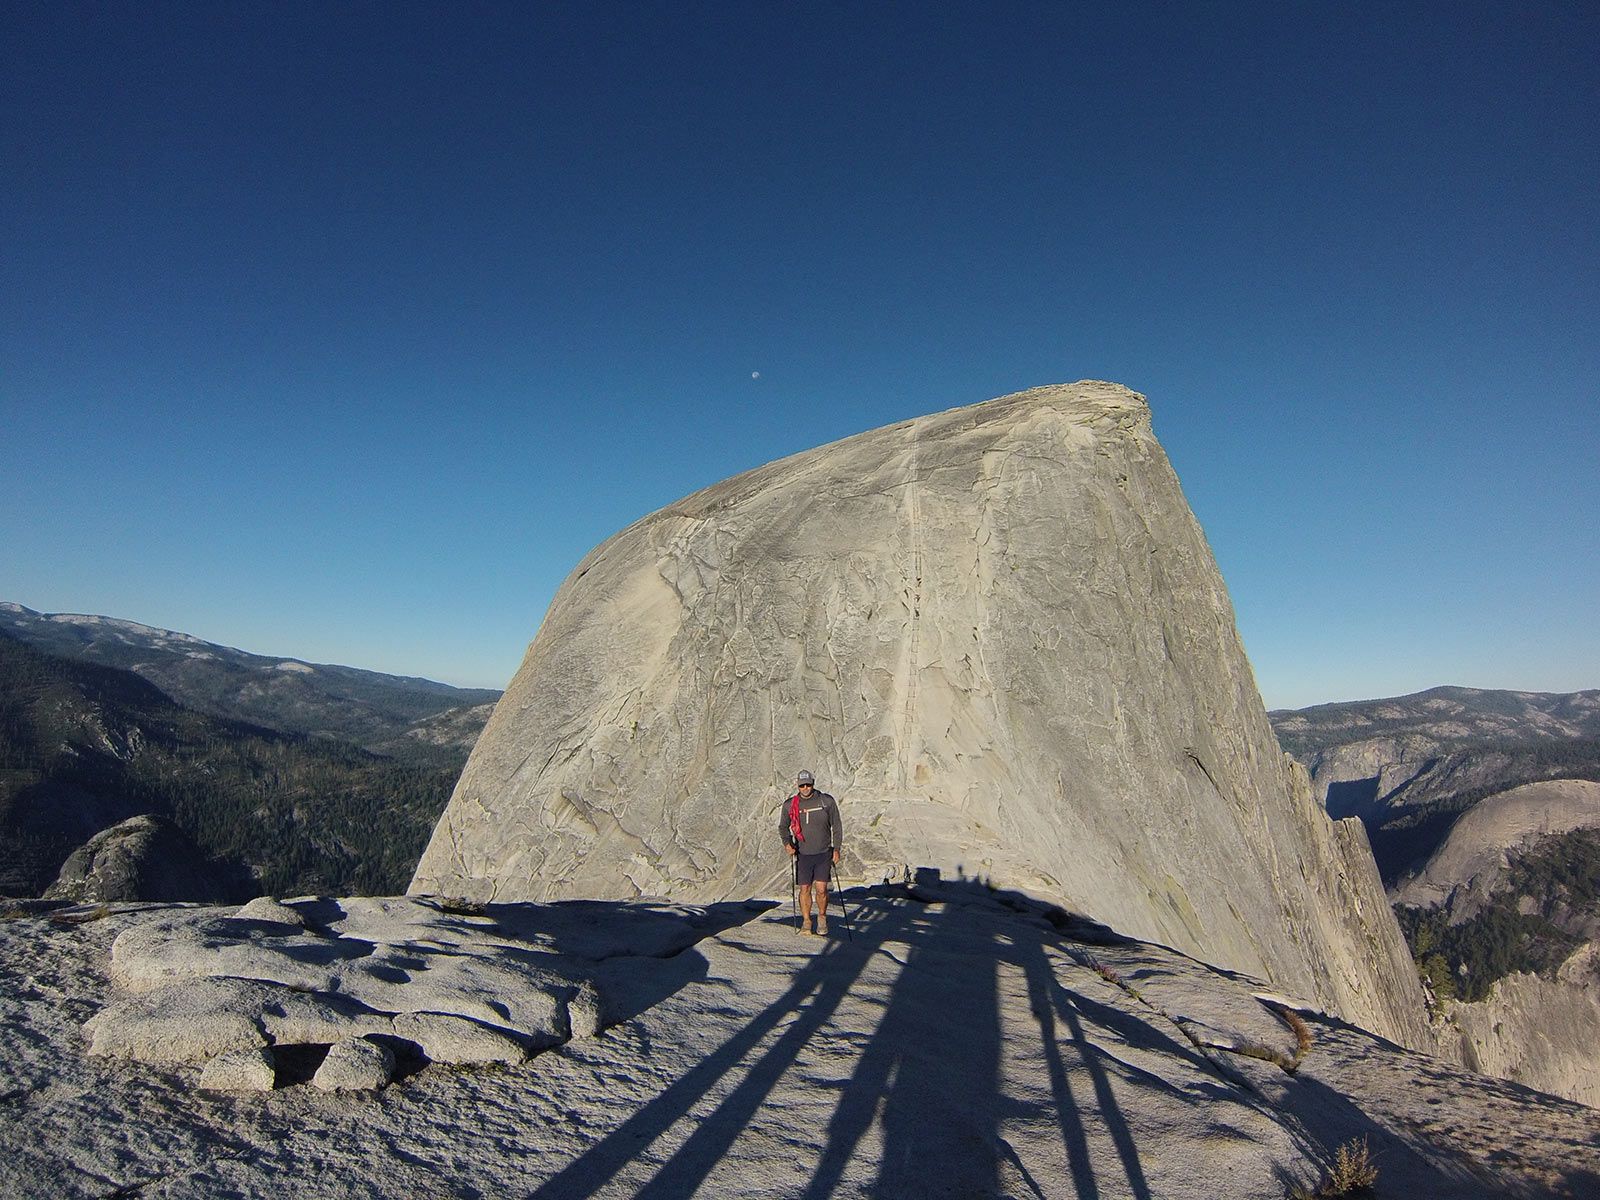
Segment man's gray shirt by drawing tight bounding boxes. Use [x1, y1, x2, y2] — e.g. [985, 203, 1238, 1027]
[781, 790, 842, 855]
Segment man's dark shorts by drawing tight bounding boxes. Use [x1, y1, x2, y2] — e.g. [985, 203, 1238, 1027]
[796, 851, 833, 885]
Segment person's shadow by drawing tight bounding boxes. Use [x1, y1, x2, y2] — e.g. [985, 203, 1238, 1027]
[529, 876, 1158, 1200]
[523, 875, 1593, 1199]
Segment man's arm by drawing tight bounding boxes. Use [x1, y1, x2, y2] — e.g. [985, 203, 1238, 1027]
[828, 796, 843, 862]
[779, 798, 796, 854]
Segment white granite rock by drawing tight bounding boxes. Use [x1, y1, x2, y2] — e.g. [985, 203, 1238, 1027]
[391, 1011, 528, 1065]
[78, 895, 667, 1085]
[85, 976, 275, 1064]
[11, 893, 1594, 1198]
[109, 913, 368, 993]
[311, 1037, 393, 1092]
[411, 381, 1429, 1050]
[198, 1046, 277, 1092]
[255, 987, 392, 1046]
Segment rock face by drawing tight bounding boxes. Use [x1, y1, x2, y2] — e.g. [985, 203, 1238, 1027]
[412, 381, 1427, 1048]
[1268, 687, 1600, 882]
[1393, 780, 1600, 913]
[1444, 948, 1600, 1110]
[43, 815, 231, 904]
[1388, 781, 1600, 1109]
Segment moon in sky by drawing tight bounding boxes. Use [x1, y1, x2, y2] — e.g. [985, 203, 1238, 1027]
[751, 371, 761, 380]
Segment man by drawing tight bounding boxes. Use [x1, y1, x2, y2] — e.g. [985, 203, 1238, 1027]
[780, 770, 842, 935]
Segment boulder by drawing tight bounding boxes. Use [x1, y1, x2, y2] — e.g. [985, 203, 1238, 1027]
[311, 1037, 394, 1092]
[391, 1011, 528, 1065]
[567, 979, 603, 1039]
[232, 897, 309, 928]
[198, 1046, 277, 1092]
[44, 815, 231, 904]
[411, 382, 1430, 1049]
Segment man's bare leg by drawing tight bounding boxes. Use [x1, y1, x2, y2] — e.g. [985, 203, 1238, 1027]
[798, 882, 814, 933]
[814, 881, 829, 934]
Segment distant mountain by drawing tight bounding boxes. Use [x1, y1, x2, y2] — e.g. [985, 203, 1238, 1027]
[0, 630, 461, 898]
[0, 603, 501, 753]
[1268, 687, 1600, 884]
[1271, 686, 1600, 1104]
[1271, 685, 1600, 763]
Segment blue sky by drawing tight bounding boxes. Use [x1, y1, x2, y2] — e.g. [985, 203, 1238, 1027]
[3, 2, 1596, 709]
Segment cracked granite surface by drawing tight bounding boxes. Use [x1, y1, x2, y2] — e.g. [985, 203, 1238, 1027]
[411, 381, 1428, 1049]
[2, 884, 1597, 1199]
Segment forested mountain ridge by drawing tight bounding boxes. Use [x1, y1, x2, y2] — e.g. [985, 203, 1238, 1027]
[0, 602, 500, 752]
[1272, 687, 1600, 1105]
[1269, 687, 1600, 884]
[1270, 685, 1600, 762]
[0, 631, 460, 898]
[1333, 739, 1600, 886]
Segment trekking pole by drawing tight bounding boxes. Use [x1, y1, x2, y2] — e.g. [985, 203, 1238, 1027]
[791, 853, 799, 932]
[832, 876, 853, 943]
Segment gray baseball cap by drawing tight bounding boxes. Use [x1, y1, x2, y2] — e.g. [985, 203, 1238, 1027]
[797, 770, 814, 785]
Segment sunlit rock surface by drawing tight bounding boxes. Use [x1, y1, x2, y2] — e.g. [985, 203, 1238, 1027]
[413, 381, 1429, 1047]
[1444, 948, 1600, 1110]
[1393, 780, 1600, 913]
[79, 894, 741, 1076]
[1, 890, 1595, 1199]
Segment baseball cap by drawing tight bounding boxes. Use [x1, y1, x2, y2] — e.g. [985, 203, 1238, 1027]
[797, 770, 814, 785]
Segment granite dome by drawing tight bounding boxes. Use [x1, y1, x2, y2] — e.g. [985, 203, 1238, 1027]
[412, 381, 1427, 1046]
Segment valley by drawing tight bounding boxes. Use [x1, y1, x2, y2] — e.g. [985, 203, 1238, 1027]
[0, 612, 501, 900]
[1272, 687, 1600, 1105]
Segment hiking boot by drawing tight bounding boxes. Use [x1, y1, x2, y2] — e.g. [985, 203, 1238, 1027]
[816, 917, 829, 936]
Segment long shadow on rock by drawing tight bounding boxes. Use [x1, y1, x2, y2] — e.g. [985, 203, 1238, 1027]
[803, 891, 1008, 1200]
[286, 895, 352, 929]
[1012, 928, 1242, 1200]
[1047, 986, 1153, 1200]
[1263, 1067, 1515, 1199]
[625, 879, 1161, 1200]
[589, 944, 719, 1029]
[529, 903, 895, 1200]
[1559, 1168, 1600, 1199]
[532, 878, 1538, 1200]
[1266, 1011, 1600, 1200]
